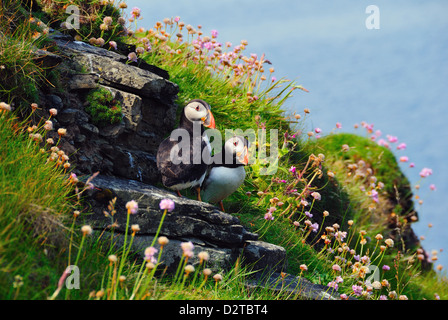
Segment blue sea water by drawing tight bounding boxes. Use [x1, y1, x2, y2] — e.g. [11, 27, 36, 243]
[126, 0, 448, 270]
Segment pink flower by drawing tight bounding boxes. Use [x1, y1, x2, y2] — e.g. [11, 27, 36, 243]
[397, 142, 407, 150]
[336, 122, 342, 129]
[311, 192, 321, 201]
[264, 212, 274, 220]
[131, 7, 141, 18]
[377, 139, 390, 149]
[159, 198, 175, 212]
[44, 120, 53, 131]
[109, 41, 117, 50]
[211, 29, 218, 38]
[399, 156, 409, 162]
[430, 184, 436, 191]
[375, 129, 382, 137]
[289, 166, 296, 174]
[387, 135, 398, 143]
[126, 200, 138, 214]
[409, 162, 415, 168]
[332, 264, 342, 272]
[128, 52, 138, 63]
[315, 127, 321, 134]
[144, 246, 158, 263]
[174, 16, 180, 22]
[327, 281, 338, 291]
[370, 189, 379, 203]
[352, 285, 363, 296]
[419, 168, 433, 178]
[181, 241, 194, 258]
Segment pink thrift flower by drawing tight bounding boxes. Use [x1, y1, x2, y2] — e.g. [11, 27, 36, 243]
[430, 184, 436, 191]
[144, 246, 158, 263]
[264, 212, 274, 220]
[377, 139, 390, 149]
[397, 142, 407, 150]
[109, 41, 117, 50]
[128, 52, 138, 63]
[159, 198, 175, 212]
[399, 156, 409, 162]
[131, 7, 141, 18]
[336, 122, 342, 129]
[419, 168, 433, 178]
[311, 192, 321, 201]
[387, 135, 398, 143]
[181, 241, 194, 258]
[126, 200, 138, 214]
[409, 162, 415, 168]
[332, 264, 342, 272]
[315, 127, 322, 134]
[371, 190, 379, 203]
[211, 29, 218, 38]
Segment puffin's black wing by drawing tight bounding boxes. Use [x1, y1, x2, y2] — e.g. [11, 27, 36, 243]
[156, 136, 208, 188]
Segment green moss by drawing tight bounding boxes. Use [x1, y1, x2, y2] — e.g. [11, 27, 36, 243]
[85, 87, 123, 126]
[312, 133, 413, 203]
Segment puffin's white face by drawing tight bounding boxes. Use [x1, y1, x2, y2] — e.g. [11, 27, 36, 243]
[224, 136, 249, 165]
[184, 101, 215, 128]
[184, 101, 208, 122]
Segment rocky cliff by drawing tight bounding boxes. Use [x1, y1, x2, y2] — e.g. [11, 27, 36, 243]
[38, 34, 293, 279]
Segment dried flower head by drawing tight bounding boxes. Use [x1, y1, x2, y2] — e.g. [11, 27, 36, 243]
[184, 264, 195, 275]
[158, 236, 169, 246]
[81, 225, 93, 236]
[198, 251, 210, 263]
[57, 128, 67, 136]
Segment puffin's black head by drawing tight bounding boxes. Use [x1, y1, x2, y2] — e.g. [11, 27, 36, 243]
[181, 99, 216, 129]
[223, 136, 250, 165]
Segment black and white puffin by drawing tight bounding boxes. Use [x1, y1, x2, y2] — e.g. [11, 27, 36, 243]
[201, 136, 249, 212]
[156, 99, 216, 200]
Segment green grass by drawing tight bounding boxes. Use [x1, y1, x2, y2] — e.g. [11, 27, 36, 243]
[0, 111, 73, 299]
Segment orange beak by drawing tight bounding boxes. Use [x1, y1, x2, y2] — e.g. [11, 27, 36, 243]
[203, 109, 216, 129]
[237, 145, 249, 165]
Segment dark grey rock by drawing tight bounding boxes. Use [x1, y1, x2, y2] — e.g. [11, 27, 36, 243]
[82, 175, 287, 274]
[58, 108, 79, 125]
[246, 272, 351, 300]
[68, 73, 99, 90]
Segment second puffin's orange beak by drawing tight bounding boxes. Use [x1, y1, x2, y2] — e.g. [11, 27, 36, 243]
[237, 145, 249, 165]
[203, 109, 216, 129]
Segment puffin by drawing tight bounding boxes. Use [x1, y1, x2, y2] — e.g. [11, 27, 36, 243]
[201, 135, 250, 212]
[156, 99, 216, 200]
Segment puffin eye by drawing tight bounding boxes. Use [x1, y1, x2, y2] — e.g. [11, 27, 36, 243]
[195, 105, 200, 111]
[233, 141, 238, 146]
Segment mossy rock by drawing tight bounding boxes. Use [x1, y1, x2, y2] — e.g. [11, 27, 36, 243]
[85, 87, 123, 126]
